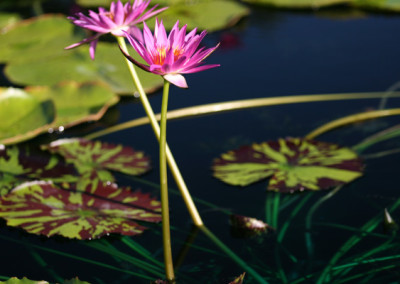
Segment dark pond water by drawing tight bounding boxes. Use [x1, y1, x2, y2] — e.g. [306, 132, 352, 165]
[1, 2, 400, 284]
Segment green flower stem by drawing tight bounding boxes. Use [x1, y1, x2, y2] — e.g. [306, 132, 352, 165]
[160, 79, 175, 282]
[199, 225, 268, 284]
[116, 36, 203, 227]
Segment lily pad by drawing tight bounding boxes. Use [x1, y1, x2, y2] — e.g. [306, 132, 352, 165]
[5, 41, 163, 95]
[0, 15, 81, 64]
[212, 137, 363, 193]
[149, 0, 250, 32]
[27, 81, 119, 128]
[0, 87, 55, 145]
[241, 0, 350, 9]
[0, 277, 49, 284]
[0, 181, 162, 239]
[1, 15, 162, 94]
[0, 145, 77, 195]
[0, 13, 21, 32]
[0, 278, 90, 284]
[351, 0, 400, 13]
[42, 138, 151, 187]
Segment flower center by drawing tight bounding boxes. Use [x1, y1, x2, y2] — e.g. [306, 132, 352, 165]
[153, 46, 185, 65]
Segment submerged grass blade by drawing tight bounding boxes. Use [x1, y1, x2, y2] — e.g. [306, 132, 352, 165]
[0, 234, 155, 281]
[199, 225, 268, 284]
[315, 198, 400, 283]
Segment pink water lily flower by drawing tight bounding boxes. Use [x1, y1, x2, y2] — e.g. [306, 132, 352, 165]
[65, 0, 167, 59]
[121, 19, 220, 88]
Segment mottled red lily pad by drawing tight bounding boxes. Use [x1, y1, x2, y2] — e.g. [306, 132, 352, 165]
[213, 137, 363, 193]
[0, 181, 161, 239]
[0, 277, 90, 284]
[0, 145, 77, 196]
[42, 138, 151, 185]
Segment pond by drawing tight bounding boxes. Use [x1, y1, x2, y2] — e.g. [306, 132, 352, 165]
[1, 1, 400, 283]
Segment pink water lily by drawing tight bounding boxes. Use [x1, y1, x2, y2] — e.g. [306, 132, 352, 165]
[121, 19, 220, 88]
[65, 0, 167, 59]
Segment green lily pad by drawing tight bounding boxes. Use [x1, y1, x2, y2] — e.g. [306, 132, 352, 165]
[351, 0, 400, 13]
[1, 15, 162, 94]
[212, 137, 363, 193]
[42, 138, 151, 188]
[0, 87, 55, 145]
[27, 81, 119, 128]
[0, 181, 162, 239]
[149, 0, 250, 32]
[5, 41, 163, 95]
[0, 13, 21, 32]
[241, 0, 350, 9]
[0, 15, 81, 64]
[0, 145, 77, 196]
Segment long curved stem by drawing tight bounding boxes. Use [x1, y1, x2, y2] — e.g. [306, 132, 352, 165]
[116, 36, 203, 226]
[86, 92, 400, 141]
[160, 80, 175, 281]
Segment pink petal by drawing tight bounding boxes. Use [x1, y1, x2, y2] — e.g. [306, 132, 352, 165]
[89, 39, 98, 60]
[113, 0, 125, 26]
[180, 64, 220, 74]
[163, 74, 188, 88]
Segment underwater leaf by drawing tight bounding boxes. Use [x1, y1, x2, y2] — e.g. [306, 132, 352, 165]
[229, 273, 246, 284]
[27, 81, 119, 128]
[241, 0, 350, 9]
[213, 137, 363, 193]
[0, 181, 162, 239]
[42, 138, 151, 184]
[149, 0, 250, 32]
[230, 215, 271, 238]
[0, 145, 77, 195]
[0, 87, 55, 145]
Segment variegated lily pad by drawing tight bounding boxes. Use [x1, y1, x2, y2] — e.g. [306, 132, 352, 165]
[42, 138, 151, 188]
[0, 181, 161, 239]
[0, 277, 90, 284]
[212, 137, 363, 193]
[0, 145, 77, 196]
